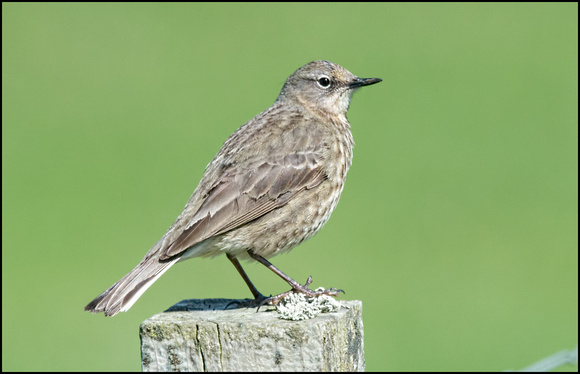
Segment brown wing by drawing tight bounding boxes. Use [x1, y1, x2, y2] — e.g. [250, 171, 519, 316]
[159, 151, 327, 260]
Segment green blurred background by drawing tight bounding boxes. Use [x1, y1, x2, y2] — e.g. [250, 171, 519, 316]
[2, 3, 577, 371]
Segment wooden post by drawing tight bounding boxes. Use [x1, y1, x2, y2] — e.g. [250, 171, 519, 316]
[140, 298, 364, 371]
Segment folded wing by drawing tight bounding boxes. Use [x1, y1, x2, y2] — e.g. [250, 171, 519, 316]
[160, 150, 326, 260]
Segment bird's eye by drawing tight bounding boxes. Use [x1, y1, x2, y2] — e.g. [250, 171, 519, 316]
[317, 77, 331, 88]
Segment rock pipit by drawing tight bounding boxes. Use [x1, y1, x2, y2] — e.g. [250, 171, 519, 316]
[85, 60, 381, 316]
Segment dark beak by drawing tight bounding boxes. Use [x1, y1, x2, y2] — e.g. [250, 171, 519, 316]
[349, 77, 382, 89]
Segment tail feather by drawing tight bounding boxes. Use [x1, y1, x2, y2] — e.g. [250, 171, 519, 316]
[84, 256, 179, 317]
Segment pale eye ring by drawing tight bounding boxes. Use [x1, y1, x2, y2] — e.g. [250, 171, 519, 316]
[317, 76, 331, 88]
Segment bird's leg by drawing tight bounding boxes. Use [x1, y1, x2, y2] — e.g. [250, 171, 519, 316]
[248, 250, 344, 307]
[226, 253, 268, 308]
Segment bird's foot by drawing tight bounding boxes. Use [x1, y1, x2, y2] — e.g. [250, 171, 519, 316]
[256, 276, 344, 311]
[224, 293, 270, 310]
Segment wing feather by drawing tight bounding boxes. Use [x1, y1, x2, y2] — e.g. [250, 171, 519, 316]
[160, 150, 326, 260]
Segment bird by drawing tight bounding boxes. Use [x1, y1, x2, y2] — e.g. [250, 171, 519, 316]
[84, 60, 381, 316]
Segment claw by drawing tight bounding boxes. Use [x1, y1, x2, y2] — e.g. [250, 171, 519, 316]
[224, 300, 241, 310]
[224, 293, 271, 310]
[256, 290, 293, 312]
[254, 277, 343, 312]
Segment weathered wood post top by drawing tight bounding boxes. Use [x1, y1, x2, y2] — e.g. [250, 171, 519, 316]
[140, 298, 364, 372]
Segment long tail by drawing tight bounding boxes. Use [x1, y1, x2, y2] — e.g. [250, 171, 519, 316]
[84, 255, 180, 317]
